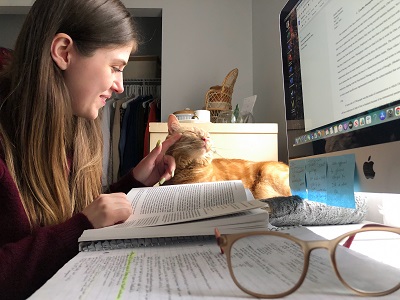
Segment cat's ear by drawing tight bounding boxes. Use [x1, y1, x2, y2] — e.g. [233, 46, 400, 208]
[167, 114, 181, 134]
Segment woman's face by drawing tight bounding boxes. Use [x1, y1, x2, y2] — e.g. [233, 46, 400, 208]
[63, 44, 133, 119]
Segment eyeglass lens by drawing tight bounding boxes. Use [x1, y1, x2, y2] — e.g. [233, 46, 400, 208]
[229, 231, 400, 297]
[335, 230, 400, 294]
[230, 234, 305, 296]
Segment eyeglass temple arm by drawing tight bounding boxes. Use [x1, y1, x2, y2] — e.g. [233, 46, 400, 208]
[343, 223, 390, 248]
[214, 228, 225, 254]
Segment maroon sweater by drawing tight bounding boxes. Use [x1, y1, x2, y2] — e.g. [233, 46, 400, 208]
[0, 157, 143, 299]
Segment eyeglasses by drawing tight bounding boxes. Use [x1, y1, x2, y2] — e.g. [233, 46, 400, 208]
[215, 225, 400, 298]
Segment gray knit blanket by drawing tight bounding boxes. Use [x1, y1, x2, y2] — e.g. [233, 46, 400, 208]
[261, 194, 367, 227]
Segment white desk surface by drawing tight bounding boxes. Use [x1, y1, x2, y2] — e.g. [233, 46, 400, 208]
[286, 223, 400, 299]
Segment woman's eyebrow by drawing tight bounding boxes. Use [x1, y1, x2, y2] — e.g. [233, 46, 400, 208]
[113, 59, 128, 66]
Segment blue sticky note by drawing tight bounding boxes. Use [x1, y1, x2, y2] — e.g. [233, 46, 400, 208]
[305, 157, 327, 204]
[289, 160, 307, 199]
[326, 154, 355, 208]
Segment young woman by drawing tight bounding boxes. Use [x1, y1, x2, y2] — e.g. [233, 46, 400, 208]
[0, 0, 180, 298]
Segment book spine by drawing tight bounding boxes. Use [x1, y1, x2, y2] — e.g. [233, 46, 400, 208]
[79, 235, 214, 252]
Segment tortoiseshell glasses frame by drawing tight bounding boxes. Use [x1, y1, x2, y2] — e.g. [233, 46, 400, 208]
[215, 224, 400, 298]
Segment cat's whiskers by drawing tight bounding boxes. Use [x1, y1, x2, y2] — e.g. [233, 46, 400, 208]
[211, 149, 248, 163]
[212, 150, 228, 159]
[212, 145, 233, 151]
[210, 146, 227, 158]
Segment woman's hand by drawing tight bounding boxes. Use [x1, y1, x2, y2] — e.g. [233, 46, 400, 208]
[82, 193, 132, 228]
[132, 133, 181, 187]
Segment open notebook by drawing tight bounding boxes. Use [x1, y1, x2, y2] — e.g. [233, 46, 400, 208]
[30, 225, 400, 299]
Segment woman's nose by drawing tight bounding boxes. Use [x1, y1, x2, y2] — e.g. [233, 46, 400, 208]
[112, 74, 124, 94]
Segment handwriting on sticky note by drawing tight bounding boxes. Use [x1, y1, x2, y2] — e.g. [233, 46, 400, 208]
[306, 157, 327, 204]
[289, 160, 307, 199]
[326, 154, 356, 208]
[288, 154, 356, 208]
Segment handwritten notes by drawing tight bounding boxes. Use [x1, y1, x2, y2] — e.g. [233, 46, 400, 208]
[30, 241, 249, 299]
[287, 159, 307, 199]
[326, 155, 356, 208]
[289, 154, 355, 208]
[30, 226, 400, 299]
[306, 157, 328, 204]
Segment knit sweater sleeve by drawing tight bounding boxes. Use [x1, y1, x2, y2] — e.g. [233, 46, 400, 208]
[0, 159, 94, 299]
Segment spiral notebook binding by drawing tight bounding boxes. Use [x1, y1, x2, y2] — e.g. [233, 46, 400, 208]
[79, 235, 215, 252]
[268, 224, 302, 232]
[78, 226, 300, 252]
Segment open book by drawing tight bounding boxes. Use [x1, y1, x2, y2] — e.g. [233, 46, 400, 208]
[78, 180, 269, 251]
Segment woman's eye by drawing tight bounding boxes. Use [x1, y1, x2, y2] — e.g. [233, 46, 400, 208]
[112, 67, 123, 73]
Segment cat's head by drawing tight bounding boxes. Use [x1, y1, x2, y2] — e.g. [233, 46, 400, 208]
[165, 114, 214, 168]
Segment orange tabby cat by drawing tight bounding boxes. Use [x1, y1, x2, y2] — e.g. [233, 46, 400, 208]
[164, 114, 291, 199]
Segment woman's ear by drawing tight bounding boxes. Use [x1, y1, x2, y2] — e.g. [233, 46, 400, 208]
[50, 33, 73, 70]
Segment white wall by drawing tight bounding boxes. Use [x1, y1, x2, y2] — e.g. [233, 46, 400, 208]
[123, 0, 254, 123]
[252, 0, 288, 162]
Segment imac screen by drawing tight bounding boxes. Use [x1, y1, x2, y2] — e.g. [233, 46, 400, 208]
[280, 0, 400, 193]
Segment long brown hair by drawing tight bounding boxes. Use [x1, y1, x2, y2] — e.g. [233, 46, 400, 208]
[0, 0, 138, 228]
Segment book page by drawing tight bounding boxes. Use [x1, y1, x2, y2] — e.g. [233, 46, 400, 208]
[123, 180, 252, 226]
[79, 209, 269, 243]
[31, 226, 400, 300]
[79, 180, 269, 242]
[120, 199, 265, 227]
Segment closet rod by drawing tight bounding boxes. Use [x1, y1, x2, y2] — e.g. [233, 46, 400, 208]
[123, 78, 161, 85]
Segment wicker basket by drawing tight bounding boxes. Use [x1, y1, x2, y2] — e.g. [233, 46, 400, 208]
[205, 68, 238, 122]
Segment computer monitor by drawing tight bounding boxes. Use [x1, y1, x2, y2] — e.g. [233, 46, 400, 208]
[280, 0, 400, 194]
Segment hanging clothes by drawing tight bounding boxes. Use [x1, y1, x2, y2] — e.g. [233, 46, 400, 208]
[111, 97, 129, 182]
[100, 99, 117, 189]
[143, 98, 160, 157]
[102, 79, 161, 181]
[119, 95, 153, 176]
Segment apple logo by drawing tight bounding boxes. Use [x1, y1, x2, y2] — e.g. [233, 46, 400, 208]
[363, 156, 375, 179]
